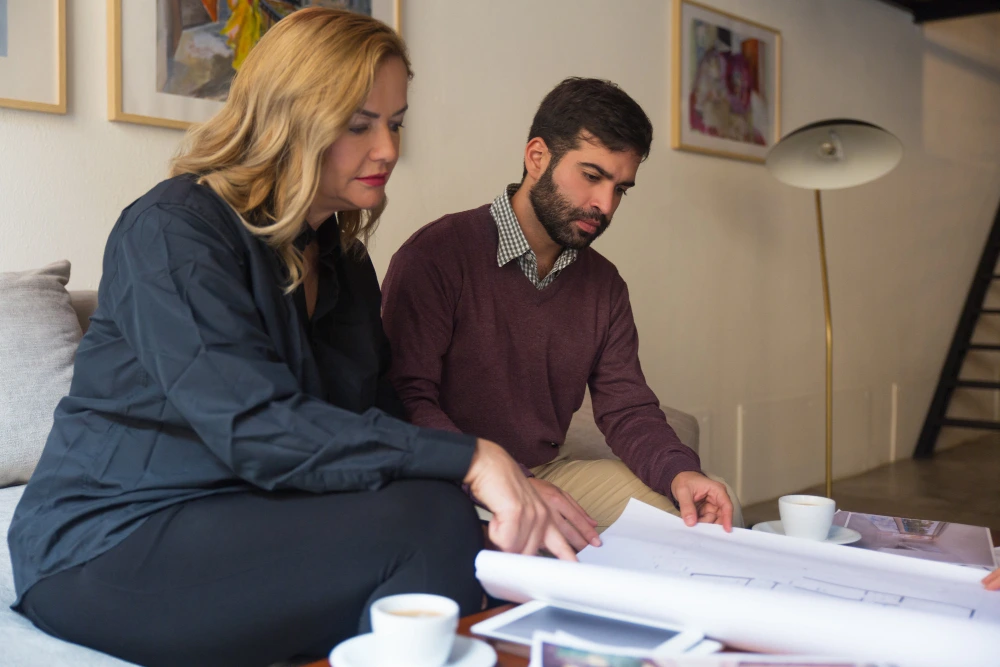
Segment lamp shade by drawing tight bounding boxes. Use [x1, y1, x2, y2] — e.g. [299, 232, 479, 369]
[765, 119, 902, 190]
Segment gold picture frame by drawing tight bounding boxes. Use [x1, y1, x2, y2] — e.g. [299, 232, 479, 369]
[0, 0, 67, 115]
[671, 0, 781, 164]
[108, 0, 402, 131]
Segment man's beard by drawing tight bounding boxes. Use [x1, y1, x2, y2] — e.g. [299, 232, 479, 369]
[529, 163, 610, 250]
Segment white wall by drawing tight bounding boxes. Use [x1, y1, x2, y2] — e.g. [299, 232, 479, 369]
[2, 1, 999, 505]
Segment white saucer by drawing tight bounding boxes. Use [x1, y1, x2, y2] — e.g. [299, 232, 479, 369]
[752, 520, 862, 545]
[329, 633, 497, 667]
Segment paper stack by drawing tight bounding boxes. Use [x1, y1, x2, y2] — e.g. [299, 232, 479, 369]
[475, 499, 1000, 667]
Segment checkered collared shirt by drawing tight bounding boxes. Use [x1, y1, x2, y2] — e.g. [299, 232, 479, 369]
[490, 184, 578, 290]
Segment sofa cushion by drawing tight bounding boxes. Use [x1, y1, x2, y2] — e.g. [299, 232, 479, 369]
[562, 390, 700, 461]
[70, 291, 99, 334]
[0, 261, 81, 487]
[0, 485, 139, 666]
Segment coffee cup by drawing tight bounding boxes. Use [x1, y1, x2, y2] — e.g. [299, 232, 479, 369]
[370, 593, 459, 667]
[778, 494, 835, 541]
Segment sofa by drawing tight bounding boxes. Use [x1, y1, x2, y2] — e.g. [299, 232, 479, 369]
[0, 262, 135, 666]
[0, 261, 701, 666]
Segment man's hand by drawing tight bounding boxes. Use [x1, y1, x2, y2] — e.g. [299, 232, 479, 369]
[983, 569, 1000, 591]
[528, 478, 602, 552]
[464, 439, 577, 561]
[670, 471, 734, 532]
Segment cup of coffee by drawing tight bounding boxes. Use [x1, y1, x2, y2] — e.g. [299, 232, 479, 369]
[370, 593, 459, 667]
[778, 494, 835, 541]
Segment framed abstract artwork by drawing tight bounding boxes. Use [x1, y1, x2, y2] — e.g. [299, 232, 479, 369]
[671, 0, 781, 163]
[0, 0, 66, 114]
[107, 0, 401, 130]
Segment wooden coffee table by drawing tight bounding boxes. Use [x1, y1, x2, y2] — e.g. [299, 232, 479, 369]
[456, 604, 528, 667]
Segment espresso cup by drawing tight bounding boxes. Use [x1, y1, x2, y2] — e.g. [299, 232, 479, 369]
[778, 494, 835, 541]
[370, 593, 459, 667]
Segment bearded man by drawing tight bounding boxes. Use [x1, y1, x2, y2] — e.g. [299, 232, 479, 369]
[382, 78, 742, 551]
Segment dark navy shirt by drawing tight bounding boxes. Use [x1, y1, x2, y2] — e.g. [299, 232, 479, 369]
[7, 176, 475, 604]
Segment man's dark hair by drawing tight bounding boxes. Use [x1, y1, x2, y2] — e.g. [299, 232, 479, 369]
[524, 77, 653, 177]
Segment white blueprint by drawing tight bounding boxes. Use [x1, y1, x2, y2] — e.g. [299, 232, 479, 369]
[579, 499, 1000, 624]
[475, 500, 1000, 667]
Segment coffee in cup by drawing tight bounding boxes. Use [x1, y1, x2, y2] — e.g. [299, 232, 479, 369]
[778, 494, 835, 541]
[387, 609, 443, 618]
[370, 593, 459, 667]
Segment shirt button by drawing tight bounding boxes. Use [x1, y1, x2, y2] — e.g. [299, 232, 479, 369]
[548, 441, 559, 448]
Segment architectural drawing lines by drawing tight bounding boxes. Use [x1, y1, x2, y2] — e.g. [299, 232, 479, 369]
[798, 576, 974, 619]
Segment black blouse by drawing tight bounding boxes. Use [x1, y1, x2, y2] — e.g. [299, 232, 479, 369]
[8, 176, 475, 604]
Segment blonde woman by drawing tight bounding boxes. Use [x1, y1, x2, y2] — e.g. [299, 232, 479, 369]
[8, 9, 571, 667]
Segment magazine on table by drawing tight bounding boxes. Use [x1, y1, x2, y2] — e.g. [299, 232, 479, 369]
[832, 510, 997, 570]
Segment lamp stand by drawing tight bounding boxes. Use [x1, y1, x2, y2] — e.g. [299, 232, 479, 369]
[814, 189, 833, 499]
[768, 119, 901, 500]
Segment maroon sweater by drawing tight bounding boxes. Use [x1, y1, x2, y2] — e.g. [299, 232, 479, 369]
[382, 204, 701, 500]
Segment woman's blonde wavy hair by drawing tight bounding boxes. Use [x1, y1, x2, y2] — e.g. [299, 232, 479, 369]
[170, 8, 411, 291]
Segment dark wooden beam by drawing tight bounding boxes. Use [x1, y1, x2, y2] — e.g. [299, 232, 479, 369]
[911, 0, 1000, 23]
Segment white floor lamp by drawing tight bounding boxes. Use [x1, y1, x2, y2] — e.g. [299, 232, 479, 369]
[765, 119, 903, 498]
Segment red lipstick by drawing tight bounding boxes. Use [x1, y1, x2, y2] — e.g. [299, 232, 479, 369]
[356, 173, 389, 187]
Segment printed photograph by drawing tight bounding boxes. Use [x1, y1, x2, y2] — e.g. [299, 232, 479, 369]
[157, 0, 373, 100]
[540, 642, 660, 667]
[737, 663, 861, 667]
[896, 517, 945, 538]
[538, 641, 887, 667]
[836, 511, 997, 570]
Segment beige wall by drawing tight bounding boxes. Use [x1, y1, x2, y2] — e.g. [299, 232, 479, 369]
[1, 1, 999, 505]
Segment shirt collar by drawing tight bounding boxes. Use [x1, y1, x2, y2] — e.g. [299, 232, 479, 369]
[294, 214, 341, 259]
[491, 184, 532, 267]
[490, 183, 579, 271]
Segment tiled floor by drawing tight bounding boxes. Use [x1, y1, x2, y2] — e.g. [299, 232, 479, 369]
[742, 434, 1000, 533]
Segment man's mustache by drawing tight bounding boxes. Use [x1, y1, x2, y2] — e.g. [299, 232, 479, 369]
[570, 209, 608, 227]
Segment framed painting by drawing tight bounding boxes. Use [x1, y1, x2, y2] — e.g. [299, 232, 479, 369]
[107, 0, 401, 130]
[671, 0, 781, 163]
[0, 0, 66, 114]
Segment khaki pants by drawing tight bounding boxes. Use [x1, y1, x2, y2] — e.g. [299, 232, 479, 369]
[529, 452, 744, 532]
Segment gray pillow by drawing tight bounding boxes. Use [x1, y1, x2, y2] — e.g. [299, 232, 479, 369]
[0, 261, 81, 487]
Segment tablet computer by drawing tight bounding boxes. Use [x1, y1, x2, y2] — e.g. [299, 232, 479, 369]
[469, 600, 704, 653]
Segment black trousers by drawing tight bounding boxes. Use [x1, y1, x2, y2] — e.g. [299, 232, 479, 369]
[19, 480, 485, 667]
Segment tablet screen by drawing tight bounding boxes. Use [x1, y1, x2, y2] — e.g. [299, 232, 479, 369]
[491, 605, 680, 649]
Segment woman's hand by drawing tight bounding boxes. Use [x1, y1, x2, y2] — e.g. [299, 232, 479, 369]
[527, 478, 601, 551]
[464, 440, 577, 561]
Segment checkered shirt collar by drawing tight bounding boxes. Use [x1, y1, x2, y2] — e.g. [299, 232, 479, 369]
[490, 184, 579, 271]
[492, 184, 532, 267]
